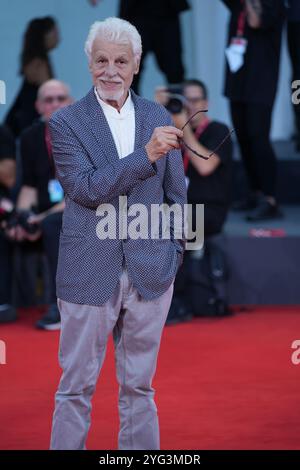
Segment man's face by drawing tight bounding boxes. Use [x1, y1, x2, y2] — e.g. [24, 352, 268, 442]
[36, 83, 71, 121]
[89, 38, 139, 107]
[183, 85, 208, 127]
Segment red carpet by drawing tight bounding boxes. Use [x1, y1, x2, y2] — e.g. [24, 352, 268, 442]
[1, 306, 300, 450]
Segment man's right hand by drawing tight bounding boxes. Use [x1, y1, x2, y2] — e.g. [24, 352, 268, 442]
[145, 126, 183, 163]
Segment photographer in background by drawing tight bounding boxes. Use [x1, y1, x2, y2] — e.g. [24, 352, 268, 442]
[156, 79, 233, 322]
[156, 79, 232, 238]
[0, 125, 17, 323]
[5, 79, 71, 330]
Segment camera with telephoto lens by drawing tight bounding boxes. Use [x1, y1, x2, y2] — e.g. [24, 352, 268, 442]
[164, 84, 186, 114]
[0, 198, 40, 235]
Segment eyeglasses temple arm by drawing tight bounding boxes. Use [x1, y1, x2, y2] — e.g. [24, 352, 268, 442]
[180, 139, 209, 160]
[208, 128, 235, 158]
[181, 109, 208, 131]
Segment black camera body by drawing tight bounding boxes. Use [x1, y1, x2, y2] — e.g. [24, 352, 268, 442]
[17, 210, 40, 235]
[165, 84, 186, 114]
[0, 198, 40, 235]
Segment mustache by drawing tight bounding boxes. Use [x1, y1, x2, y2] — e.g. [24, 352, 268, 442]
[100, 78, 123, 84]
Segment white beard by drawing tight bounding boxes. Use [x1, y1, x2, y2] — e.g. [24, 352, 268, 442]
[96, 84, 125, 103]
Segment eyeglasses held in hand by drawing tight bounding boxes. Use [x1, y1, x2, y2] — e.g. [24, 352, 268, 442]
[180, 110, 235, 160]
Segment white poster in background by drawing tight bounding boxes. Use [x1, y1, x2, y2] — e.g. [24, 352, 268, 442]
[0, 80, 6, 105]
[225, 38, 248, 73]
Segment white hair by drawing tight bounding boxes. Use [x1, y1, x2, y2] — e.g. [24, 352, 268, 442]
[84, 17, 142, 64]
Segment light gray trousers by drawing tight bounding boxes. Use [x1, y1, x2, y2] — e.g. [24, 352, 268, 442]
[50, 269, 174, 450]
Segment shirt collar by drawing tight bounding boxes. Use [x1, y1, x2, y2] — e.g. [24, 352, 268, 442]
[94, 87, 134, 119]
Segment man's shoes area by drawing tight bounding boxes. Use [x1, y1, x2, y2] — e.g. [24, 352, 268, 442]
[246, 198, 283, 222]
[193, 298, 233, 318]
[232, 193, 283, 222]
[165, 297, 193, 325]
[232, 193, 259, 212]
[165, 297, 233, 326]
[0, 304, 17, 323]
[36, 303, 61, 330]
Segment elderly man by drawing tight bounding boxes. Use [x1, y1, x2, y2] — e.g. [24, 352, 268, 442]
[88, 0, 189, 93]
[49, 18, 186, 450]
[7, 80, 71, 329]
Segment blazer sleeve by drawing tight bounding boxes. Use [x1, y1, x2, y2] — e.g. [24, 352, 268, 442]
[49, 113, 157, 208]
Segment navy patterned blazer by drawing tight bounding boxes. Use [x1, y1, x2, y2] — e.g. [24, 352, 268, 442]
[49, 88, 187, 306]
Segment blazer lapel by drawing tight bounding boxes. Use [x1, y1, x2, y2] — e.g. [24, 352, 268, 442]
[131, 90, 152, 151]
[83, 87, 151, 164]
[85, 88, 119, 165]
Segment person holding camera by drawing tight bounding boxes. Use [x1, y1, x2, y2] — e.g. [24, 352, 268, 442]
[5, 79, 72, 330]
[156, 79, 232, 236]
[156, 79, 233, 322]
[0, 125, 17, 323]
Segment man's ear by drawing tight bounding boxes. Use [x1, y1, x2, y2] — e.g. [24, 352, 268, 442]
[134, 57, 140, 75]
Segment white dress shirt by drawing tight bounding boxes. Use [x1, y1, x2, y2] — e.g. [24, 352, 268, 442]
[94, 87, 135, 159]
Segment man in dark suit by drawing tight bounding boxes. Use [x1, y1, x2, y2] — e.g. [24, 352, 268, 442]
[49, 17, 186, 450]
[89, 0, 190, 92]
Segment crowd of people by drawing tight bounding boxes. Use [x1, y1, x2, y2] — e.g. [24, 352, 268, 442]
[0, 1, 299, 452]
[0, 0, 298, 329]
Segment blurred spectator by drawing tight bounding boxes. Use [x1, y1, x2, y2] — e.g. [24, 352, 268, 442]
[0, 125, 17, 323]
[222, 0, 285, 221]
[5, 16, 59, 138]
[173, 80, 232, 237]
[88, 0, 189, 93]
[286, 0, 300, 152]
[156, 79, 233, 323]
[5, 80, 71, 330]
